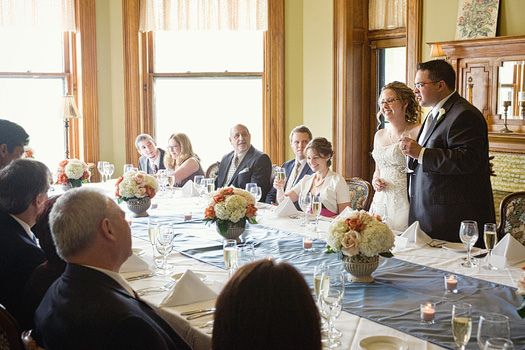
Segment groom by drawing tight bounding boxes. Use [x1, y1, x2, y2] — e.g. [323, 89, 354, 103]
[400, 60, 494, 243]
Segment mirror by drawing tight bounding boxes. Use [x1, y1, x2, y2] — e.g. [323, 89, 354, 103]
[497, 61, 525, 118]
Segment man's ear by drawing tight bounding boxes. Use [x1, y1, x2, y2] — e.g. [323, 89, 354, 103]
[0, 143, 9, 158]
[100, 217, 117, 242]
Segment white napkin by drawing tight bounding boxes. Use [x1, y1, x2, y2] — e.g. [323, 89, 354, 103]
[273, 197, 300, 217]
[396, 221, 432, 248]
[492, 233, 525, 265]
[119, 253, 150, 273]
[160, 270, 217, 307]
[181, 180, 199, 197]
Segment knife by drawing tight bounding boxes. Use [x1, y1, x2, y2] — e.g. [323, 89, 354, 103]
[125, 272, 159, 281]
[186, 310, 215, 320]
[181, 308, 216, 316]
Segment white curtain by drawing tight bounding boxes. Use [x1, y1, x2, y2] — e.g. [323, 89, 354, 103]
[140, 0, 268, 32]
[369, 0, 406, 31]
[0, 0, 75, 31]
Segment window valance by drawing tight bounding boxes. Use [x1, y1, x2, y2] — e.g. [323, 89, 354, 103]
[0, 0, 75, 31]
[369, 0, 406, 31]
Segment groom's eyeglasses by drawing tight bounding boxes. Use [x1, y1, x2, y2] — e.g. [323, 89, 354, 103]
[414, 81, 440, 89]
[378, 98, 400, 106]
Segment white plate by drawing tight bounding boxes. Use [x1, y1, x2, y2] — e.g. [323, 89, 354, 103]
[132, 248, 145, 256]
[442, 242, 467, 253]
[359, 336, 409, 350]
[171, 273, 207, 282]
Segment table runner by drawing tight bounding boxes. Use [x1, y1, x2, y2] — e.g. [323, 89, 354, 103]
[131, 218, 525, 349]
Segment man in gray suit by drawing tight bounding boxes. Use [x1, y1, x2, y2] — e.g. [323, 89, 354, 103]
[400, 60, 494, 243]
[215, 124, 272, 201]
[135, 134, 166, 174]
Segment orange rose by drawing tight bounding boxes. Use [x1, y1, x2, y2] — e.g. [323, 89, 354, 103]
[59, 160, 69, 168]
[205, 206, 216, 219]
[245, 204, 258, 218]
[222, 188, 234, 196]
[372, 214, 383, 222]
[345, 218, 364, 232]
[213, 194, 225, 203]
[81, 171, 90, 180]
[145, 185, 156, 199]
[57, 173, 69, 185]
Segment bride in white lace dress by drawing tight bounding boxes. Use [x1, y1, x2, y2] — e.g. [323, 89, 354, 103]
[371, 82, 421, 231]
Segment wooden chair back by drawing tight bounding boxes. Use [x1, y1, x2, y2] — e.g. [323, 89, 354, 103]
[497, 191, 525, 245]
[205, 162, 220, 179]
[21, 330, 45, 350]
[0, 304, 21, 350]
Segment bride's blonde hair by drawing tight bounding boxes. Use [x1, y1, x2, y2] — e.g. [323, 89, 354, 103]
[164, 133, 200, 169]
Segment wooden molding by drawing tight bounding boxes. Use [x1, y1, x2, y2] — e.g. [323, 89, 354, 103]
[406, 0, 422, 86]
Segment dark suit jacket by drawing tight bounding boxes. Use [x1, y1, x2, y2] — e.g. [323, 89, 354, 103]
[408, 92, 495, 243]
[0, 211, 45, 322]
[138, 148, 166, 174]
[215, 145, 272, 202]
[35, 264, 190, 350]
[265, 158, 313, 209]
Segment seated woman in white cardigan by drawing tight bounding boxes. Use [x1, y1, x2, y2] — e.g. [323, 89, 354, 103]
[274, 137, 350, 217]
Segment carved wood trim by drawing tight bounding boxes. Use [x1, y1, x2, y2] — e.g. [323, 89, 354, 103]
[406, 0, 422, 86]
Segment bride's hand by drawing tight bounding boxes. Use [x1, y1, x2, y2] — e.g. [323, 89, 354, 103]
[372, 178, 386, 192]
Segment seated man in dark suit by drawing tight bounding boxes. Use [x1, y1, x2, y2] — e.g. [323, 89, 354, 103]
[0, 159, 49, 322]
[35, 188, 190, 350]
[0, 119, 30, 169]
[215, 124, 272, 201]
[135, 133, 166, 174]
[266, 125, 314, 208]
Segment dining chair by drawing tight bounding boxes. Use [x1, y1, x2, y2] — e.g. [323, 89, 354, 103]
[497, 191, 525, 246]
[205, 162, 220, 179]
[0, 303, 21, 350]
[21, 330, 45, 350]
[346, 177, 372, 211]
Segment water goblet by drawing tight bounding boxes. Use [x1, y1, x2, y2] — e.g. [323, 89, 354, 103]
[483, 223, 498, 270]
[104, 163, 115, 181]
[245, 182, 257, 194]
[313, 264, 329, 334]
[205, 178, 215, 196]
[299, 192, 312, 227]
[155, 223, 174, 273]
[477, 313, 510, 350]
[485, 338, 514, 350]
[321, 289, 342, 348]
[98, 161, 107, 182]
[253, 186, 262, 202]
[157, 170, 168, 194]
[223, 239, 238, 278]
[320, 270, 345, 339]
[459, 220, 479, 268]
[311, 193, 322, 232]
[399, 130, 414, 174]
[167, 170, 176, 196]
[237, 243, 256, 267]
[451, 303, 472, 350]
[123, 163, 134, 174]
[194, 175, 205, 205]
[147, 218, 159, 256]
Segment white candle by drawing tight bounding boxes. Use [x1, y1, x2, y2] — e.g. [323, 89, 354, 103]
[303, 237, 313, 251]
[151, 202, 158, 209]
[184, 212, 192, 221]
[420, 303, 435, 322]
[445, 274, 458, 293]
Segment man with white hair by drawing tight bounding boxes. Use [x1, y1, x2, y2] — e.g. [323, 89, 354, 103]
[35, 188, 190, 350]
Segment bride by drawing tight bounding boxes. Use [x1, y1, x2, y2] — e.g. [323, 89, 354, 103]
[371, 81, 421, 231]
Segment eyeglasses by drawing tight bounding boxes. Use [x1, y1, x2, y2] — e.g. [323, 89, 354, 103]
[414, 81, 440, 89]
[378, 98, 400, 106]
[167, 145, 179, 150]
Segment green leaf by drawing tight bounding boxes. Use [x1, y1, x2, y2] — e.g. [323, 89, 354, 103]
[379, 252, 394, 258]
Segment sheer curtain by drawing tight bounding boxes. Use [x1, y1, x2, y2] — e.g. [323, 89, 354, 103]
[139, 0, 268, 31]
[0, 0, 75, 31]
[369, 0, 406, 31]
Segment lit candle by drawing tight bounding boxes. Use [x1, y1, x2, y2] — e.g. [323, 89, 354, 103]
[184, 212, 192, 221]
[420, 302, 435, 323]
[151, 202, 158, 209]
[445, 274, 458, 293]
[303, 237, 313, 251]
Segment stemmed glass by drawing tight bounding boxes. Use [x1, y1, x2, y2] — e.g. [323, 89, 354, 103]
[484, 338, 514, 350]
[276, 167, 286, 182]
[320, 269, 345, 340]
[223, 239, 238, 278]
[299, 192, 312, 227]
[253, 186, 262, 202]
[245, 182, 257, 194]
[167, 170, 176, 196]
[205, 178, 215, 195]
[157, 170, 168, 195]
[98, 161, 108, 182]
[483, 223, 498, 270]
[451, 303, 472, 350]
[399, 130, 414, 173]
[369, 202, 388, 223]
[147, 218, 159, 257]
[321, 290, 343, 348]
[194, 175, 205, 205]
[104, 163, 114, 181]
[123, 164, 134, 174]
[311, 193, 322, 232]
[477, 313, 510, 350]
[313, 264, 329, 334]
[237, 243, 256, 267]
[459, 220, 479, 268]
[155, 223, 174, 273]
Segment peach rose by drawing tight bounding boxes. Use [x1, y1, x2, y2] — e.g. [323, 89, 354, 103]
[205, 206, 216, 219]
[133, 172, 146, 185]
[145, 185, 156, 199]
[246, 204, 258, 218]
[59, 160, 69, 168]
[213, 194, 225, 203]
[81, 171, 90, 180]
[57, 172, 69, 184]
[341, 230, 360, 256]
[222, 188, 234, 196]
[345, 218, 365, 232]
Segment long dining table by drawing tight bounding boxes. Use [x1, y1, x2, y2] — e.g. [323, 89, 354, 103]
[74, 182, 525, 350]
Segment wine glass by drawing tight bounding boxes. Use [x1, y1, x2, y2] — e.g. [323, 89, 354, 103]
[104, 163, 115, 181]
[483, 223, 498, 270]
[320, 269, 345, 340]
[459, 220, 479, 268]
[223, 239, 238, 278]
[205, 177, 215, 195]
[123, 163, 134, 174]
[399, 130, 414, 174]
[313, 263, 330, 334]
[253, 186, 262, 202]
[97, 161, 107, 182]
[194, 175, 205, 205]
[245, 182, 257, 194]
[451, 303, 472, 350]
[311, 193, 322, 232]
[155, 223, 174, 273]
[237, 243, 256, 267]
[157, 170, 168, 195]
[299, 192, 312, 227]
[167, 170, 176, 195]
[485, 338, 514, 350]
[321, 289, 343, 348]
[147, 218, 159, 256]
[477, 313, 510, 350]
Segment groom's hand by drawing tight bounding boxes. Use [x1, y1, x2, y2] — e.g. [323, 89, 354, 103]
[399, 137, 422, 159]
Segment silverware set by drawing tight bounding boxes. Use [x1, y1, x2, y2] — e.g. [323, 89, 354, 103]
[136, 280, 176, 296]
[428, 239, 446, 248]
[125, 272, 160, 282]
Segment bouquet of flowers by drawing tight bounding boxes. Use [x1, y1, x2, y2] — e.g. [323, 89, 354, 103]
[115, 170, 158, 203]
[326, 208, 395, 258]
[204, 187, 258, 234]
[57, 159, 90, 187]
[23, 146, 35, 159]
[516, 268, 525, 318]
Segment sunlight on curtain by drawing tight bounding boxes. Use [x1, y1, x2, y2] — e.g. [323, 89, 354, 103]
[369, 0, 406, 31]
[140, 0, 268, 31]
[0, 0, 75, 31]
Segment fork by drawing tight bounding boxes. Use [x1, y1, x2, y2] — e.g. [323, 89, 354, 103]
[136, 280, 176, 296]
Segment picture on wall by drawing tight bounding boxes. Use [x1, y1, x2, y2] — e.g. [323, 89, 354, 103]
[455, 0, 499, 40]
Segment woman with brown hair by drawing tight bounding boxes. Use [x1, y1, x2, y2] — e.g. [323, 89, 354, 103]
[163, 133, 204, 187]
[212, 259, 321, 350]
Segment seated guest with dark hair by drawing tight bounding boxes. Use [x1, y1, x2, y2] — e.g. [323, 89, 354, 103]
[135, 133, 166, 174]
[266, 125, 314, 208]
[212, 259, 321, 350]
[0, 159, 49, 323]
[35, 188, 190, 350]
[0, 119, 30, 169]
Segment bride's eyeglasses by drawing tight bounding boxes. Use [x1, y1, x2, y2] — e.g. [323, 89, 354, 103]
[378, 98, 400, 106]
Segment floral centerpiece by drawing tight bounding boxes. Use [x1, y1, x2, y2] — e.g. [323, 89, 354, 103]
[115, 171, 158, 217]
[23, 146, 35, 159]
[326, 208, 395, 282]
[204, 187, 257, 238]
[57, 159, 90, 188]
[516, 268, 525, 318]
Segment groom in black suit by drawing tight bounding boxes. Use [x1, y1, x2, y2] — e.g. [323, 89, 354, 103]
[400, 60, 494, 243]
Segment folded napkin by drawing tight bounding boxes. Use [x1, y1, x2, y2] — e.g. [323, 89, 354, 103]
[396, 221, 432, 248]
[160, 270, 218, 307]
[492, 233, 525, 265]
[119, 253, 150, 273]
[273, 197, 300, 218]
[181, 180, 199, 197]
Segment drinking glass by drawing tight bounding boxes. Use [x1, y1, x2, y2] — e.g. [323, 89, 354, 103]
[320, 270, 345, 339]
[399, 130, 414, 173]
[483, 223, 498, 270]
[155, 223, 174, 272]
[477, 313, 510, 350]
[147, 218, 159, 256]
[194, 175, 205, 205]
[245, 182, 257, 194]
[223, 239, 238, 278]
[104, 163, 114, 181]
[98, 161, 107, 182]
[311, 193, 322, 232]
[276, 167, 286, 182]
[167, 170, 176, 195]
[253, 186, 262, 202]
[299, 192, 312, 227]
[205, 178, 215, 196]
[485, 338, 514, 350]
[157, 170, 168, 194]
[459, 220, 479, 268]
[321, 289, 343, 348]
[451, 303, 472, 350]
[237, 243, 256, 267]
[123, 163, 134, 174]
[313, 264, 329, 332]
